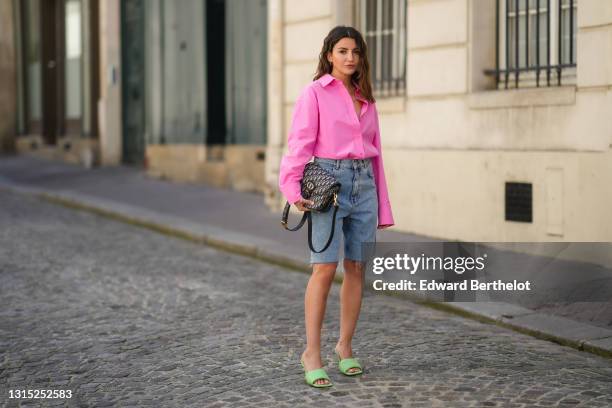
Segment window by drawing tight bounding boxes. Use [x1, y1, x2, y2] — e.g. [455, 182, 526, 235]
[486, 0, 577, 89]
[355, 0, 407, 97]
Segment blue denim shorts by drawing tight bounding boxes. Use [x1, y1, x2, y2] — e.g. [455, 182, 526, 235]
[309, 157, 378, 264]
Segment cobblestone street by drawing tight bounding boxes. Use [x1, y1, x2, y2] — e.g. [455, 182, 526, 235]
[1, 190, 612, 407]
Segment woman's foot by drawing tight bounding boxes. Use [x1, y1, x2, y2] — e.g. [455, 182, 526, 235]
[301, 350, 331, 386]
[334, 342, 361, 374]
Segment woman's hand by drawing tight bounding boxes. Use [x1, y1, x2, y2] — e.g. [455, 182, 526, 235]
[294, 198, 315, 212]
[377, 224, 392, 230]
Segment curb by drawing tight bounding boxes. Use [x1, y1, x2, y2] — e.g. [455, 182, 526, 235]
[2, 181, 611, 360]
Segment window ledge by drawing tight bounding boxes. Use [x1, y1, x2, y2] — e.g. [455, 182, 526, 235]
[468, 86, 576, 110]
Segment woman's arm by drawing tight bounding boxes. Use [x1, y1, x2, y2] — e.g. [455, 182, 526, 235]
[371, 105, 395, 229]
[278, 85, 319, 204]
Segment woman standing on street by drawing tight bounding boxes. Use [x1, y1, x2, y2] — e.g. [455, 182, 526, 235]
[279, 25, 394, 388]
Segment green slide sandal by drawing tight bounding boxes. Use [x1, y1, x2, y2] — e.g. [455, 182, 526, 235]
[300, 359, 333, 388]
[335, 350, 363, 376]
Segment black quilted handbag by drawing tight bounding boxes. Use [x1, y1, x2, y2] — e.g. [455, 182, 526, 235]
[281, 161, 341, 253]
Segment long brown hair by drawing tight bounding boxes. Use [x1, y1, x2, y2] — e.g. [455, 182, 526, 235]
[314, 26, 375, 103]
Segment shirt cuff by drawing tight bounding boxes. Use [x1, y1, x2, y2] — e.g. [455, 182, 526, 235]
[378, 201, 395, 227]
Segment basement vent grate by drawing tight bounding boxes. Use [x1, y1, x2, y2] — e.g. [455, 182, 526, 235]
[505, 182, 532, 223]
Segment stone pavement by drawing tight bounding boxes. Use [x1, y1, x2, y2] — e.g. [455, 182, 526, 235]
[1, 191, 612, 407]
[0, 155, 611, 359]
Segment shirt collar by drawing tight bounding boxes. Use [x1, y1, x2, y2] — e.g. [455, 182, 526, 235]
[318, 74, 364, 94]
[317, 73, 336, 87]
[317, 73, 369, 108]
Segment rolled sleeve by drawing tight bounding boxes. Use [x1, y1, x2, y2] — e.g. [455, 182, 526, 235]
[278, 85, 319, 204]
[371, 106, 395, 227]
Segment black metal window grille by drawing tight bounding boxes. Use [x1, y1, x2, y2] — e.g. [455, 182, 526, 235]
[485, 0, 577, 89]
[355, 0, 407, 97]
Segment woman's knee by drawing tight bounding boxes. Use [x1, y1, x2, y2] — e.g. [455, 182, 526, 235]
[343, 259, 364, 277]
[311, 262, 337, 283]
[343, 259, 364, 283]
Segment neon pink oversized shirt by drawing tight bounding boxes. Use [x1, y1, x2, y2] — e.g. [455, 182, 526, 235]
[278, 73, 394, 227]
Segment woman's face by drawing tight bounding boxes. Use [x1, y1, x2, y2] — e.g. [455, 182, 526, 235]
[327, 37, 360, 78]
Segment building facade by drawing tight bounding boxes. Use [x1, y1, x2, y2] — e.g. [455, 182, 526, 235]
[0, 0, 17, 153]
[0, 0, 122, 167]
[3, 0, 101, 165]
[1, 0, 268, 192]
[266, 0, 612, 242]
[120, 0, 268, 191]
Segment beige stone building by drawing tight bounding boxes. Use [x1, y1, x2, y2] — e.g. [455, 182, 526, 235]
[266, 0, 612, 242]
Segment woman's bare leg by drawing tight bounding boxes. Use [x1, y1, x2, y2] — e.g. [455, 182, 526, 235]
[335, 259, 364, 373]
[301, 262, 337, 385]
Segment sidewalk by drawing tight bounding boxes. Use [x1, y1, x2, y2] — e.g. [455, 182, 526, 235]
[1, 154, 611, 358]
